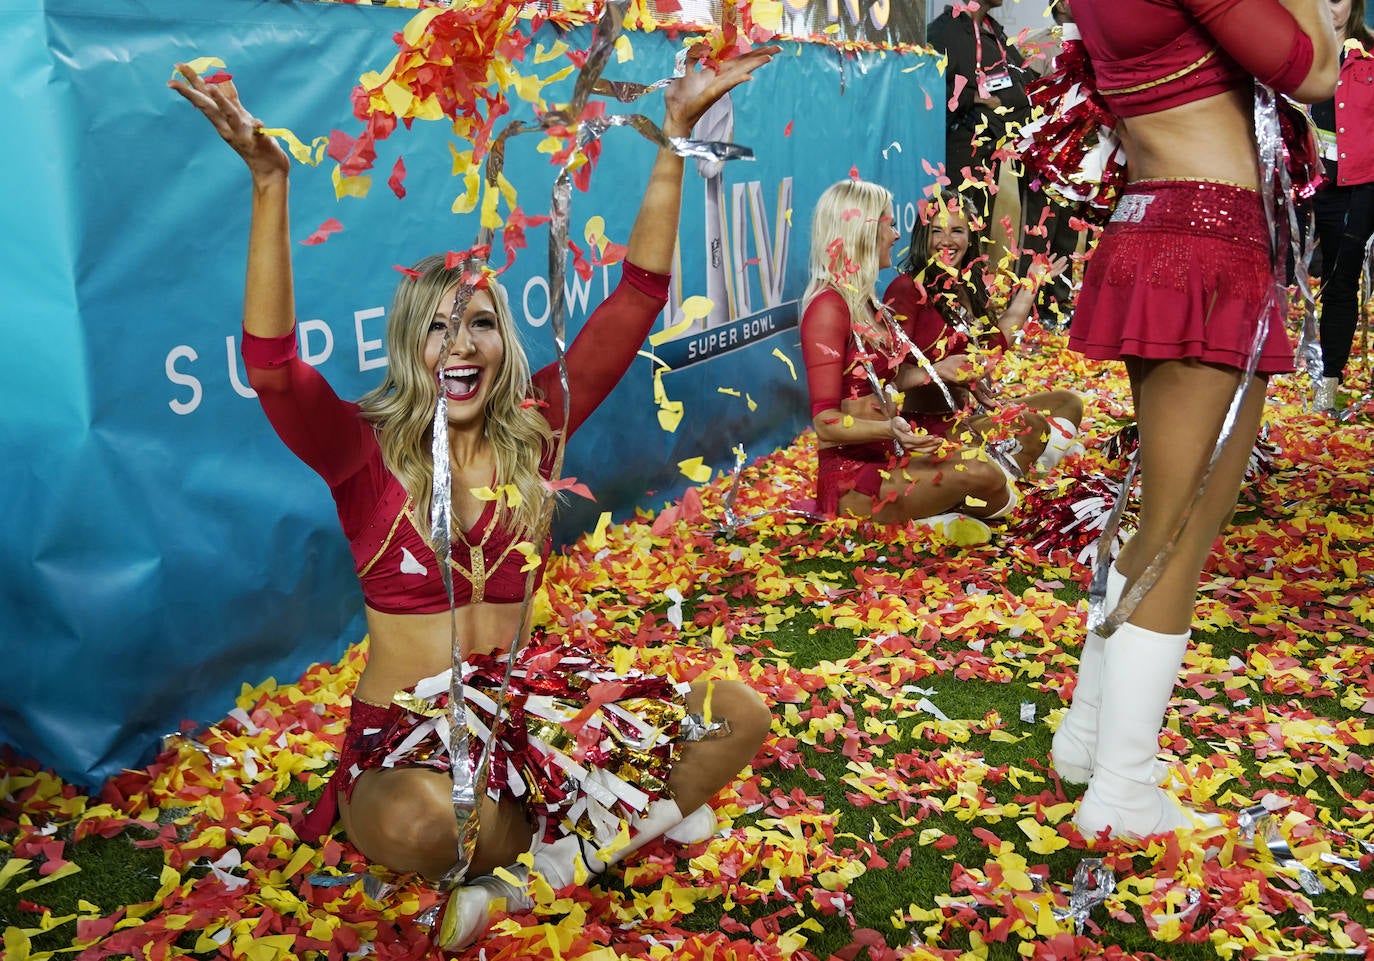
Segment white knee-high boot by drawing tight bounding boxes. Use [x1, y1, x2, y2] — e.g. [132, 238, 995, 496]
[1035, 416, 1084, 471]
[1051, 563, 1126, 783]
[436, 800, 714, 949]
[1073, 623, 1201, 839]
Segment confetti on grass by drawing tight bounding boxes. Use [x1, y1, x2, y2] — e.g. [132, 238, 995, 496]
[2, 342, 1371, 960]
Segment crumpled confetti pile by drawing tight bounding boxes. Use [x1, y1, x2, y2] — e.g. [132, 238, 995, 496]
[3, 318, 1372, 961]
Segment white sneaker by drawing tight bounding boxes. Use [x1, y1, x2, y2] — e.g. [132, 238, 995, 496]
[915, 512, 993, 545]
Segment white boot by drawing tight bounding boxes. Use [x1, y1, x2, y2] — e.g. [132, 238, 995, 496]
[434, 799, 698, 950]
[664, 803, 718, 844]
[1073, 623, 1206, 839]
[972, 460, 1020, 519]
[1313, 376, 1338, 413]
[1051, 563, 1126, 783]
[434, 870, 530, 951]
[1035, 416, 1085, 471]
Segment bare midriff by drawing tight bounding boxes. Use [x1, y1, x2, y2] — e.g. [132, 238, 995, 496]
[352, 601, 530, 706]
[1118, 88, 1261, 189]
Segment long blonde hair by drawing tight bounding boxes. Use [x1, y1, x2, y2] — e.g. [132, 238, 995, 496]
[803, 179, 893, 345]
[356, 255, 554, 538]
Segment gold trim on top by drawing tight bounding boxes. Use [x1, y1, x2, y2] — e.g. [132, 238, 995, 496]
[358, 498, 412, 578]
[1129, 176, 1256, 191]
[1099, 47, 1217, 96]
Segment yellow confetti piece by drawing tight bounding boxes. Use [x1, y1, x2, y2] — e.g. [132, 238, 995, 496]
[677, 457, 713, 484]
[233, 933, 298, 961]
[16, 861, 80, 891]
[181, 56, 226, 77]
[751, 0, 784, 31]
[772, 347, 797, 380]
[613, 34, 634, 63]
[586, 511, 612, 550]
[3, 927, 32, 961]
[331, 165, 372, 200]
[657, 399, 684, 433]
[258, 127, 326, 167]
[534, 40, 569, 63]
[280, 844, 315, 880]
[401, 6, 445, 47]
[0, 858, 31, 892]
[513, 540, 540, 573]
[1016, 817, 1070, 855]
[649, 296, 714, 347]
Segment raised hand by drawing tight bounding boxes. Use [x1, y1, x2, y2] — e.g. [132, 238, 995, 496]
[1026, 253, 1071, 288]
[662, 45, 783, 139]
[168, 63, 290, 182]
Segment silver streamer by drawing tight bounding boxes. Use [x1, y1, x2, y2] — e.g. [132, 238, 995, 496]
[880, 301, 960, 415]
[923, 298, 1025, 479]
[429, 0, 760, 888]
[848, 301, 958, 459]
[852, 326, 903, 457]
[712, 444, 821, 538]
[1237, 803, 1326, 896]
[882, 299, 1022, 477]
[680, 711, 734, 742]
[592, 74, 673, 103]
[1053, 858, 1116, 934]
[161, 734, 232, 773]
[1088, 82, 1291, 637]
[362, 873, 398, 902]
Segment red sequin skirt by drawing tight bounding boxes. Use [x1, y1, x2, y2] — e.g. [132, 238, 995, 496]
[816, 443, 890, 517]
[1069, 179, 1294, 374]
[297, 637, 687, 845]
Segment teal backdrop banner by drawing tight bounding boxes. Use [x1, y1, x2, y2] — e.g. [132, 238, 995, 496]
[0, 0, 943, 787]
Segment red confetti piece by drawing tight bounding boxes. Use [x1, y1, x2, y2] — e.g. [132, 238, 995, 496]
[387, 155, 407, 200]
[543, 476, 595, 501]
[298, 218, 343, 246]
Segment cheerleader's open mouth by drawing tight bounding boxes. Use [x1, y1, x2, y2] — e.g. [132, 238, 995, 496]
[444, 365, 482, 402]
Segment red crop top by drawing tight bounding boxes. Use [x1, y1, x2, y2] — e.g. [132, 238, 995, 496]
[241, 262, 670, 614]
[1070, 0, 1314, 116]
[801, 288, 903, 418]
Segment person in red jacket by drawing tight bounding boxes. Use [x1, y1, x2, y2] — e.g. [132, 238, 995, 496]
[883, 193, 1083, 475]
[169, 48, 777, 949]
[1055, 0, 1336, 840]
[1310, 0, 1374, 411]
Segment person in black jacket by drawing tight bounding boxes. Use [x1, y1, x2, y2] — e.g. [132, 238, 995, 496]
[928, 1, 1072, 318]
[927, 0, 1032, 216]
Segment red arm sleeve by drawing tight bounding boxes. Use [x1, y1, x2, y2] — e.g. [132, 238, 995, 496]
[1184, 0, 1315, 94]
[242, 330, 375, 488]
[530, 261, 670, 440]
[801, 290, 853, 418]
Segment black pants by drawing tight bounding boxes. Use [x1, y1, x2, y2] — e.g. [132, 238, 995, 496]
[1017, 188, 1080, 310]
[947, 125, 1079, 311]
[1313, 181, 1374, 379]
